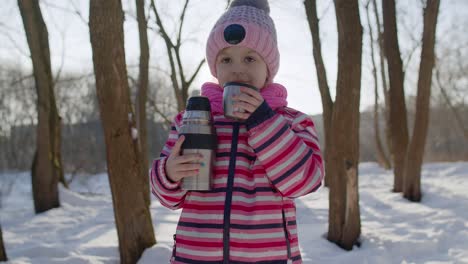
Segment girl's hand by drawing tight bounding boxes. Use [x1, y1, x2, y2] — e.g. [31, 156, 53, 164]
[232, 86, 264, 120]
[165, 135, 202, 182]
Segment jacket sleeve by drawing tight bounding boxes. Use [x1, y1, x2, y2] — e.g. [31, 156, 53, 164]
[246, 102, 324, 198]
[149, 112, 188, 210]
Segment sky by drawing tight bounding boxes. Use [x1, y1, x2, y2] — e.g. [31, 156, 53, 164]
[0, 0, 467, 116]
[1, 162, 467, 263]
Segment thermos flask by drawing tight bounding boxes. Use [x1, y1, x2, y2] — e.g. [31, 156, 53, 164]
[223, 82, 259, 120]
[180, 96, 217, 190]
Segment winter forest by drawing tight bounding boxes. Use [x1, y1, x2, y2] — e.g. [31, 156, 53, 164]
[0, 0, 467, 263]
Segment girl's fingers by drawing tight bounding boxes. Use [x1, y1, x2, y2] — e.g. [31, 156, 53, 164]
[166, 150, 202, 181]
[232, 111, 250, 120]
[170, 135, 185, 156]
[176, 170, 200, 178]
[240, 87, 263, 101]
[234, 101, 257, 113]
[175, 163, 202, 172]
[234, 94, 261, 107]
[174, 153, 202, 164]
[234, 89, 264, 108]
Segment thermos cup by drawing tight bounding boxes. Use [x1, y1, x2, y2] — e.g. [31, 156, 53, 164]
[180, 96, 217, 190]
[223, 82, 259, 120]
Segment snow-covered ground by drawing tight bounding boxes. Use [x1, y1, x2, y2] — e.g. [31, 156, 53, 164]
[1, 162, 467, 264]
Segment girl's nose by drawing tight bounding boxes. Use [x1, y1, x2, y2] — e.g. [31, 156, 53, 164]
[231, 62, 246, 74]
[231, 69, 246, 78]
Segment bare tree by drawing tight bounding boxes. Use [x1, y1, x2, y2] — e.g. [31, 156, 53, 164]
[372, 0, 392, 165]
[382, 0, 409, 192]
[0, 68, 37, 171]
[434, 67, 468, 140]
[0, 224, 6, 261]
[304, 0, 334, 186]
[18, 0, 64, 213]
[149, 0, 205, 111]
[135, 0, 151, 206]
[89, 0, 156, 262]
[403, 0, 440, 202]
[328, 0, 362, 251]
[365, 0, 391, 169]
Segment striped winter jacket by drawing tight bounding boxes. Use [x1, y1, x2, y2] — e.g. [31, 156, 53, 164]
[150, 101, 324, 264]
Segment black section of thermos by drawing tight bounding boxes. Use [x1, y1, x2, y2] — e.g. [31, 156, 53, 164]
[186, 96, 211, 111]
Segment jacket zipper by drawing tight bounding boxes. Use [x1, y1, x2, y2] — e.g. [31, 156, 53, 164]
[171, 234, 177, 262]
[223, 122, 240, 264]
[282, 208, 292, 260]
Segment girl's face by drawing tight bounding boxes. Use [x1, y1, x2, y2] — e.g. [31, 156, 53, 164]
[215, 46, 268, 89]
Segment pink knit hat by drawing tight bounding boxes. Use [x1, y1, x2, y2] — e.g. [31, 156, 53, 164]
[206, 0, 279, 84]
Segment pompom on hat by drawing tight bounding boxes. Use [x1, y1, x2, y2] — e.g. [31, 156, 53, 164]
[206, 0, 279, 84]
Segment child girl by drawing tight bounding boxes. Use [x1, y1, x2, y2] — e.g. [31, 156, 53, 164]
[150, 0, 324, 263]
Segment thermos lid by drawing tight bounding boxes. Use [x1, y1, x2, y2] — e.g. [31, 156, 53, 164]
[186, 96, 211, 111]
[223, 82, 258, 91]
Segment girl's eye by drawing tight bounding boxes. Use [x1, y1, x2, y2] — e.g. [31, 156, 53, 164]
[245, 56, 255, 63]
[220, 57, 231, 64]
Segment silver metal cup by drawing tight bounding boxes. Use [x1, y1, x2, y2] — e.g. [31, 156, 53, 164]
[180, 96, 217, 191]
[223, 82, 259, 120]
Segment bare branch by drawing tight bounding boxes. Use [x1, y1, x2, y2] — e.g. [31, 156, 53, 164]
[176, 0, 190, 48]
[148, 65, 172, 78]
[403, 40, 422, 74]
[128, 75, 139, 89]
[149, 0, 175, 49]
[175, 47, 187, 93]
[150, 0, 183, 109]
[54, 72, 95, 84]
[400, 11, 422, 73]
[434, 62, 468, 140]
[53, 30, 67, 86]
[172, 0, 191, 101]
[147, 97, 172, 125]
[318, 0, 334, 20]
[0, 21, 17, 32]
[0, 28, 29, 58]
[69, 1, 88, 25]
[187, 59, 206, 88]
[41, 1, 88, 26]
[10, 74, 34, 86]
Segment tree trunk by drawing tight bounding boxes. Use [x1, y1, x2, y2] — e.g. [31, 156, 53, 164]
[372, 0, 393, 166]
[403, 0, 440, 202]
[89, 1, 156, 263]
[136, 0, 151, 207]
[18, 0, 63, 213]
[304, 0, 334, 187]
[328, 0, 362, 250]
[0, 225, 6, 261]
[365, 1, 391, 169]
[382, 0, 409, 192]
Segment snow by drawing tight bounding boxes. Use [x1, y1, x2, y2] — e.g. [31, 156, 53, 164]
[1, 162, 467, 264]
[131, 127, 139, 140]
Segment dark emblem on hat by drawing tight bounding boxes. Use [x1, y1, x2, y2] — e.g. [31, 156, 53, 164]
[224, 24, 246, 45]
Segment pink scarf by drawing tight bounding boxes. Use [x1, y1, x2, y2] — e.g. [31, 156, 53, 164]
[201, 82, 288, 114]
